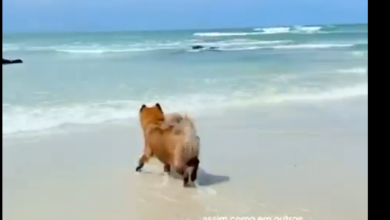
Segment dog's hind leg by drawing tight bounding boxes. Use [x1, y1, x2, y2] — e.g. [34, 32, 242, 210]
[190, 165, 199, 183]
[183, 170, 190, 187]
[182, 158, 199, 187]
[163, 164, 171, 174]
[135, 146, 153, 172]
[188, 157, 200, 183]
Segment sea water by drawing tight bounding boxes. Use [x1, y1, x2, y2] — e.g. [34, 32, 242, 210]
[3, 23, 368, 135]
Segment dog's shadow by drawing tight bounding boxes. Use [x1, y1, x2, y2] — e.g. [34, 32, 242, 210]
[197, 167, 230, 186]
[169, 167, 230, 187]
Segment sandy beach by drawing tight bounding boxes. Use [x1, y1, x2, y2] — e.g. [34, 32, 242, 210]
[3, 98, 368, 220]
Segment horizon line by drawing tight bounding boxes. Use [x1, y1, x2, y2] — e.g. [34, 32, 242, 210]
[3, 22, 367, 35]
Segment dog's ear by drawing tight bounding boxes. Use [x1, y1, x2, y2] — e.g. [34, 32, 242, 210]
[155, 103, 162, 111]
[140, 104, 146, 112]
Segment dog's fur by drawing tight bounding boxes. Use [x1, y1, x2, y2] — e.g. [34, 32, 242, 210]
[135, 103, 200, 187]
[161, 113, 184, 130]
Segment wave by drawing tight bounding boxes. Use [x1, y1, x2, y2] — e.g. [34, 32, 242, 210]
[2, 43, 180, 54]
[3, 40, 364, 55]
[253, 25, 325, 34]
[3, 83, 368, 135]
[2, 94, 230, 135]
[266, 84, 367, 103]
[337, 67, 367, 74]
[253, 26, 290, 34]
[47, 42, 362, 53]
[217, 43, 360, 51]
[193, 32, 264, 37]
[56, 48, 162, 54]
[351, 51, 368, 57]
[196, 25, 334, 37]
[271, 43, 355, 49]
[193, 28, 323, 37]
[195, 25, 366, 37]
[3, 39, 287, 54]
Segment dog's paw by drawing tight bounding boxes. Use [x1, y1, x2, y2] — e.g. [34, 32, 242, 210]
[183, 182, 196, 188]
[135, 166, 143, 172]
[183, 177, 192, 187]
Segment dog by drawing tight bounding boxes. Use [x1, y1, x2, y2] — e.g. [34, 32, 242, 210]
[135, 103, 200, 187]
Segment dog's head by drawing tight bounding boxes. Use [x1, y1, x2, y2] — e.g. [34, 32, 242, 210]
[139, 103, 165, 128]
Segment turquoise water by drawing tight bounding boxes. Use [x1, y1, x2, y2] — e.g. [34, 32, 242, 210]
[3, 24, 368, 134]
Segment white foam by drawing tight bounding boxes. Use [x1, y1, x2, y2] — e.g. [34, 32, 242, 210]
[3, 83, 368, 135]
[3, 38, 364, 54]
[188, 39, 293, 52]
[293, 26, 322, 33]
[3, 40, 191, 54]
[56, 48, 161, 54]
[337, 67, 367, 74]
[252, 25, 324, 34]
[218, 43, 356, 51]
[193, 32, 263, 37]
[206, 39, 292, 47]
[254, 27, 291, 34]
[260, 84, 368, 103]
[2, 39, 292, 54]
[2, 94, 230, 135]
[351, 51, 368, 57]
[272, 43, 354, 49]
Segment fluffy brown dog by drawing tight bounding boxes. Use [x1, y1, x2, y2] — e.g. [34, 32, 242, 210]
[135, 103, 200, 187]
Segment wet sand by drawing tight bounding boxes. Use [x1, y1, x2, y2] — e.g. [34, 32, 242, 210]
[3, 99, 368, 220]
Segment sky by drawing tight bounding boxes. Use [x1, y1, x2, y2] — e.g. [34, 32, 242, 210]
[3, 0, 368, 32]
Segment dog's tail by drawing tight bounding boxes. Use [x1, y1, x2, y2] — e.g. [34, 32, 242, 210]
[180, 114, 200, 161]
[173, 114, 200, 170]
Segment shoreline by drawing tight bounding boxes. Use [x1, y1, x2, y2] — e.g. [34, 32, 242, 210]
[3, 96, 367, 141]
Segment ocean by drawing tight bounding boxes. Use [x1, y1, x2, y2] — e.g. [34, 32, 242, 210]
[3, 23, 368, 220]
[2, 23, 368, 135]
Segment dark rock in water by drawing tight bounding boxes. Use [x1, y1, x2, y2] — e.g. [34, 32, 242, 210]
[3, 58, 23, 65]
[191, 45, 219, 51]
[191, 45, 204, 50]
[3, 59, 12, 64]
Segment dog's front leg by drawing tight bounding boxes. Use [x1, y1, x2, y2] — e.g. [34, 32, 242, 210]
[135, 141, 152, 172]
